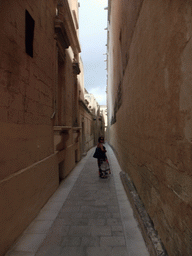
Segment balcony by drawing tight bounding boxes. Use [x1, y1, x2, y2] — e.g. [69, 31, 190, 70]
[55, 1, 81, 56]
[72, 127, 81, 143]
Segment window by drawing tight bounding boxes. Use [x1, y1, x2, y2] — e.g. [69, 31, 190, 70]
[25, 10, 35, 57]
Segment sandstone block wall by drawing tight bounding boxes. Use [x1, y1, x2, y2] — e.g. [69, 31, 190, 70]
[79, 103, 94, 153]
[0, 1, 59, 254]
[107, 0, 192, 255]
[0, 0, 56, 178]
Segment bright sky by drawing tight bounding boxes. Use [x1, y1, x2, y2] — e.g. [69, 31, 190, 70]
[79, 0, 108, 106]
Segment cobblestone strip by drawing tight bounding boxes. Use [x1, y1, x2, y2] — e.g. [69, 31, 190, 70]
[106, 145, 149, 256]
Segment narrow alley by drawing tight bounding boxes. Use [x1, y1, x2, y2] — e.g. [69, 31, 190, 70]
[5, 145, 149, 256]
[1, 0, 192, 255]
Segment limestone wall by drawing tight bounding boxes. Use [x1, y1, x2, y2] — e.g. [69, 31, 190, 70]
[107, 0, 192, 255]
[0, 0, 85, 253]
[0, 154, 58, 255]
[0, 1, 56, 179]
[0, 1, 57, 254]
[80, 105, 94, 154]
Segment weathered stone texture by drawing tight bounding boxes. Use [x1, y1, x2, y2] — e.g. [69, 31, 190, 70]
[0, 0, 102, 254]
[0, 1, 59, 255]
[107, 0, 192, 255]
[0, 0, 56, 179]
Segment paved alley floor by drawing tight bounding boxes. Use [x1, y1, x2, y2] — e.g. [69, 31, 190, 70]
[6, 145, 149, 256]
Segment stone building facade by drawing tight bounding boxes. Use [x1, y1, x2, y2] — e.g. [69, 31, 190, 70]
[107, 0, 192, 255]
[85, 92, 105, 145]
[100, 105, 108, 140]
[0, 0, 99, 255]
[79, 60, 96, 155]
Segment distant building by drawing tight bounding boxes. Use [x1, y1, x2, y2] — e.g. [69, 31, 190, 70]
[100, 105, 108, 139]
[79, 59, 96, 154]
[85, 92, 105, 144]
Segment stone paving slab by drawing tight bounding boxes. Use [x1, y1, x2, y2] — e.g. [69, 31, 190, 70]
[5, 145, 149, 256]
